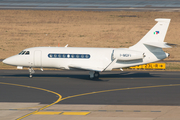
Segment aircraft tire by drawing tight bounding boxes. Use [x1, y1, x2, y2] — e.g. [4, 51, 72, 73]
[29, 74, 33, 78]
[94, 72, 99, 79]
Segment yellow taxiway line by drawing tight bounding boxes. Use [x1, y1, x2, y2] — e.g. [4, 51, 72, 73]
[60, 84, 180, 101]
[34, 111, 62, 115]
[34, 111, 90, 115]
[61, 112, 90, 115]
[1, 82, 180, 119]
[0, 82, 62, 120]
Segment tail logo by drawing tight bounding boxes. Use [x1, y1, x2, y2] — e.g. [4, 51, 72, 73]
[154, 31, 159, 35]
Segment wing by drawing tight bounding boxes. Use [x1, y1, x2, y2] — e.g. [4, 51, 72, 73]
[68, 64, 103, 72]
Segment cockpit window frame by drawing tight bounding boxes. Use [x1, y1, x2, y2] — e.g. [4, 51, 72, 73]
[18, 51, 30, 55]
[18, 51, 24, 55]
[25, 51, 30, 55]
[21, 51, 26, 55]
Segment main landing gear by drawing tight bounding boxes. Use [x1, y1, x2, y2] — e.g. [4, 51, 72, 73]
[89, 71, 100, 80]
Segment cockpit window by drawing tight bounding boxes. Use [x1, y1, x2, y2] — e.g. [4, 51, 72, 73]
[25, 51, 30, 55]
[21, 51, 26, 55]
[18, 51, 30, 55]
[18, 51, 24, 55]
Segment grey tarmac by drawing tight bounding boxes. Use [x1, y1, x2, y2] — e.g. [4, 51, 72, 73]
[1, 0, 180, 11]
[1, 1, 180, 119]
[1, 70, 180, 105]
[0, 70, 180, 120]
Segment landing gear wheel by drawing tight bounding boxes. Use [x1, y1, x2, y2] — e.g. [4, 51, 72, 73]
[29, 74, 33, 78]
[94, 72, 99, 79]
[89, 71, 100, 80]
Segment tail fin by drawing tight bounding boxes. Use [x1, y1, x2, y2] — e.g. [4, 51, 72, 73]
[129, 18, 171, 51]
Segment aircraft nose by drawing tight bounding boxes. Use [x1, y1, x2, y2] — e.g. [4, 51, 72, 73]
[3, 58, 12, 65]
[2, 59, 6, 64]
[2, 56, 16, 65]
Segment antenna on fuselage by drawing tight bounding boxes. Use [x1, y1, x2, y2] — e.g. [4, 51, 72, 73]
[65, 44, 68, 47]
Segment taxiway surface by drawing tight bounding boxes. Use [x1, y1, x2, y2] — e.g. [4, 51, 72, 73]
[1, 70, 180, 120]
[0, 70, 180, 105]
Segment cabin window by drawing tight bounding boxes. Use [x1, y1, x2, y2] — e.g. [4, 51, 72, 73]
[71, 54, 74, 58]
[63, 54, 66, 58]
[54, 54, 57, 58]
[48, 53, 90, 59]
[58, 54, 61, 58]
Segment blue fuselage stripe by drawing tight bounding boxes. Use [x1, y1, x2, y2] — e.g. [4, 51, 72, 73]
[48, 53, 90, 59]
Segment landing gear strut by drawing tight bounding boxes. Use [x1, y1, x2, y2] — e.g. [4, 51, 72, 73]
[28, 67, 35, 78]
[89, 71, 100, 79]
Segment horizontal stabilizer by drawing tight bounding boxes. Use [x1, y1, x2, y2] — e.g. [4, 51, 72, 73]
[143, 42, 171, 48]
[155, 18, 171, 23]
[69, 64, 103, 72]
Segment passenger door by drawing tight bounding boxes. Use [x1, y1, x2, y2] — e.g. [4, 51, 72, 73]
[34, 50, 42, 67]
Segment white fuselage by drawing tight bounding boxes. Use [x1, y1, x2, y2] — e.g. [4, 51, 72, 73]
[3, 46, 168, 71]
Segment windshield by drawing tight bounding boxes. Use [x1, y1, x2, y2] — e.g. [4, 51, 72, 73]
[18, 51, 30, 55]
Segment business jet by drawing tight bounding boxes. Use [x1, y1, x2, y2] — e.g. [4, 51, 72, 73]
[3, 18, 171, 79]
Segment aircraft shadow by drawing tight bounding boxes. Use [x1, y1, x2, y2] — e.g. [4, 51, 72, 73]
[101, 72, 157, 78]
[1, 71, 159, 81]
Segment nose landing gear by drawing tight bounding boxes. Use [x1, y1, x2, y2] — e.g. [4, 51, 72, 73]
[28, 67, 35, 78]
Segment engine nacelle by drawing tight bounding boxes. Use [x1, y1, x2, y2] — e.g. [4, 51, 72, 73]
[113, 49, 144, 60]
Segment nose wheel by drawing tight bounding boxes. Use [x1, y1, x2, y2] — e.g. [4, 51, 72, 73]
[29, 74, 33, 78]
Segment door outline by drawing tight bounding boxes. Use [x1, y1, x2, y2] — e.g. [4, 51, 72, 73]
[34, 50, 42, 67]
